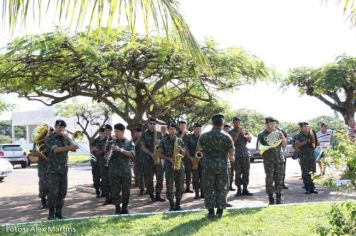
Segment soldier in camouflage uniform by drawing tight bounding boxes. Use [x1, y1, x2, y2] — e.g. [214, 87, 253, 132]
[45, 120, 79, 220]
[32, 128, 53, 209]
[141, 118, 166, 202]
[159, 123, 186, 211]
[90, 128, 105, 198]
[101, 124, 113, 205]
[293, 122, 318, 194]
[133, 127, 145, 195]
[276, 120, 289, 189]
[257, 117, 287, 205]
[177, 120, 193, 193]
[198, 114, 235, 219]
[229, 117, 253, 196]
[186, 123, 203, 199]
[224, 124, 235, 191]
[107, 123, 135, 214]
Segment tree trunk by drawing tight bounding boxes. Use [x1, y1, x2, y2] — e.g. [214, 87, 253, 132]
[340, 109, 355, 125]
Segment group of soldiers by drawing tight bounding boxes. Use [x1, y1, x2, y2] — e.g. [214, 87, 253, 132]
[33, 113, 323, 220]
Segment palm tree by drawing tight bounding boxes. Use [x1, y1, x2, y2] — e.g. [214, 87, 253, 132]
[1, 0, 206, 69]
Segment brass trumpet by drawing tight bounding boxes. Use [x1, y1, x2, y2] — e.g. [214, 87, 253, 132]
[192, 151, 203, 170]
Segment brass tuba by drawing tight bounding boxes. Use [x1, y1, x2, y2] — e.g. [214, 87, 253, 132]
[31, 124, 51, 159]
[172, 138, 184, 170]
[192, 151, 203, 170]
[257, 130, 282, 155]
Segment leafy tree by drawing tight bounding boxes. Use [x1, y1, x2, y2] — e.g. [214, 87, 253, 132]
[0, 29, 271, 130]
[0, 120, 26, 139]
[0, 135, 11, 144]
[0, 0, 206, 69]
[55, 100, 110, 147]
[285, 55, 356, 125]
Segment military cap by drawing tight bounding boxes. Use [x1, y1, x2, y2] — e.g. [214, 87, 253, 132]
[212, 114, 224, 122]
[114, 123, 125, 131]
[148, 117, 157, 122]
[233, 116, 241, 121]
[224, 124, 231, 128]
[55, 119, 67, 127]
[168, 122, 178, 129]
[194, 123, 202, 128]
[99, 127, 105, 132]
[104, 124, 113, 130]
[178, 120, 187, 124]
[298, 122, 309, 127]
[265, 116, 277, 123]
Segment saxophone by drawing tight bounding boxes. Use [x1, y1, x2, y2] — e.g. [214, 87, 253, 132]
[172, 137, 184, 170]
[153, 129, 161, 165]
[192, 151, 203, 170]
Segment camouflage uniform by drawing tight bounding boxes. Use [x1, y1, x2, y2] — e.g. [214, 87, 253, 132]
[257, 130, 284, 195]
[133, 136, 145, 191]
[199, 127, 234, 209]
[44, 133, 71, 211]
[96, 137, 112, 198]
[141, 130, 164, 195]
[159, 136, 185, 204]
[107, 138, 135, 207]
[34, 143, 48, 200]
[178, 130, 192, 190]
[228, 129, 250, 188]
[279, 129, 288, 187]
[187, 133, 202, 193]
[293, 132, 316, 190]
[90, 137, 101, 193]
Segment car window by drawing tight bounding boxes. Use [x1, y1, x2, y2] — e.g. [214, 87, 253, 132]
[2, 145, 23, 151]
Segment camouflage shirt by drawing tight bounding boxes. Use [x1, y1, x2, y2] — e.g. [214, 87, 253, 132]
[177, 130, 190, 146]
[186, 133, 200, 157]
[90, 137, 101, 163]
[293, 132, 314, 157]
[257, 129, 284, 163]
[140, 130, 158, 153]
[228, 128, 249, 157]
[44, 132, 72, 174]
[133, 136, 144, 163]
[159, 136, 185, 170]
[108, 138, 135, 176]
[198, 127, 234, 170]
[33, 142, 48, 171]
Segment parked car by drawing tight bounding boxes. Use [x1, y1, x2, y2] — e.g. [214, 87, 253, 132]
[0, 144, 28, 168]
[0, 158, 13, 181]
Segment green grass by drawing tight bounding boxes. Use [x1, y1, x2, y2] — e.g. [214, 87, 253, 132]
[0, 203, 335, 236]
[68, 154, 90, 164]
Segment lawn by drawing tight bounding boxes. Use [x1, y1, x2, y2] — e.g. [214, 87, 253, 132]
[68, 154, 90, 164]
[0, 203, 336, 236]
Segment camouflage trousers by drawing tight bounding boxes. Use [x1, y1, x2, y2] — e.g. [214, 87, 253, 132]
[183, 156, 192, 188]
[192, 162, 203, 191]
[300, 154, 316, 188]
[109, 172, 131, 206]
[134, 159, 145, 190]
[38, 163, 48, 199]
[263, 159, 284, 194]
[202, 166, 228, 209]
[234, 155, 250, 186]
[99, 157, 110, 197]
[282, 156, 287, 186]
[91, 159, 101, 191]
[229, 161, 234, 188]
[143, 157, 164, 195]
[164, 163, 184, 201]
[47, 171, 68, 208]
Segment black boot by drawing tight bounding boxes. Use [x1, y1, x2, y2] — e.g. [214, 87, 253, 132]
[216, 209, 223, 219]
[103, 196, 112, 205]
[55, 205, 66, 219]
[200, 191, 205, 199]
[41, 197, 48, 209]
[242, 185, 253, 196]
[95, 189, 101, 198]
[139, 189, 144, 196]
[121, 203, 129, 214]
[229, 185, 236, 191]
[169, 199, 175, 211]
[226, 203, 233, 207]
[174, 199, 182, 211]
[149, 193, 155, 202]
[235, 186, 242, 196]
[304, 186, 310, 194]
[47, 207, 56, 220]
[185, 184, 193, 193]
[283, 184, 289, 189]
[194, 189, 200, 199]
[115, 204, 121, 215]
[268, 194, 275, 205]
[276, 193, 282, 204]
[207, 208, 215, 220]
[155, 194, 166, 202]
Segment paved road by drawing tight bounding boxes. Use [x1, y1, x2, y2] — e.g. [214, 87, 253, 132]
[0, 159, 355, 224]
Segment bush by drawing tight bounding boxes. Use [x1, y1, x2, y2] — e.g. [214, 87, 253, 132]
[0, 135, 11, 143]
[318, 201, 356, 236]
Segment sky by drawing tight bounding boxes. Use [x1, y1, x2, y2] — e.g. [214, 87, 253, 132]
[0, 0, 355, 122]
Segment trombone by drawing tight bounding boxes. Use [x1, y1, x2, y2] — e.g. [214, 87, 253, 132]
[64, 130, 97, 162]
